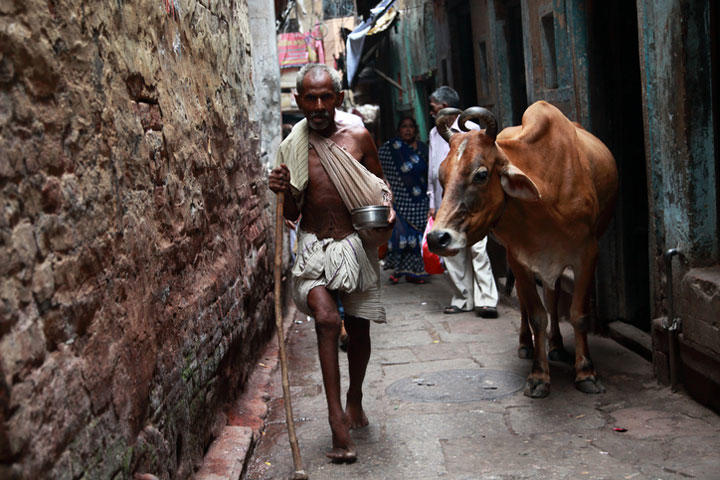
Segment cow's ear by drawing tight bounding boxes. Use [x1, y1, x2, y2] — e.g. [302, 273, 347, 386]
[500, 164, 541, 201]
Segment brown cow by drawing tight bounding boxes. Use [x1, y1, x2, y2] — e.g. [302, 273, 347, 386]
[427, 101, 618, 398]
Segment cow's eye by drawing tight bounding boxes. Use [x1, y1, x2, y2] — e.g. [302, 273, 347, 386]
[472, 167, 489, 184]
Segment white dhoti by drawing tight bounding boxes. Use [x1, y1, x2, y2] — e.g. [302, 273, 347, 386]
[292, 228, 386, 323]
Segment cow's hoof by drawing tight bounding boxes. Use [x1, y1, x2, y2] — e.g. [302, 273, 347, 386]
[523, 378, 550, 398]
[548, 347, 571, 364]
[517, 346, 534, 359]
[575, 377, 606, 394]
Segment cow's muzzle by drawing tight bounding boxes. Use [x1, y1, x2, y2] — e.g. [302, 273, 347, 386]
[427, 229, 460, 256]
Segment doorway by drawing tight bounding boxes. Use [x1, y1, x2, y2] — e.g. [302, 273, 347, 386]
[587, 0, 650, 330]
[505, 0, 528, 125]
[447, 0, 477, 106]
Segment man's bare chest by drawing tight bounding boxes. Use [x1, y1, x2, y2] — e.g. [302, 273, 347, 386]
[302, 149, 354, 236]
[306, 151, 336, 194]
[326, 133, 364, 161]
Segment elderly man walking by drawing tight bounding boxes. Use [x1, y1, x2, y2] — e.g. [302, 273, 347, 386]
[268, 64, 394, 463]
[427, 86, 499, 318]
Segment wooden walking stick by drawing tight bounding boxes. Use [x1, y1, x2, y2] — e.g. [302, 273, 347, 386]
[273, 191, 309, 480]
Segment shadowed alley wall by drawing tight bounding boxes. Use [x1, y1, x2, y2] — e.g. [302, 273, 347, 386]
[0, 0, 275, 478]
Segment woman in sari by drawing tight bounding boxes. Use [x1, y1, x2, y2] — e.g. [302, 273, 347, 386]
[378, 116, 429, 284]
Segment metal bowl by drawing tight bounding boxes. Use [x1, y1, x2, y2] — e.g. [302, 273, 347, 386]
[351, 205, 390, 230]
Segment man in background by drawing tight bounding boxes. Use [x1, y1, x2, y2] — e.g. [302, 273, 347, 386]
[427, 86, 499, 318]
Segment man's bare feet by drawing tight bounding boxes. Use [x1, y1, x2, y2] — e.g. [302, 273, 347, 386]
[326, 413, 357, 463]
[326, 447, 357, 464]
[345, 395, 369, 429]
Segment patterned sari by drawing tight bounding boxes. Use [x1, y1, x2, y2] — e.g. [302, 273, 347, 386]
[378, 138, 429, 280]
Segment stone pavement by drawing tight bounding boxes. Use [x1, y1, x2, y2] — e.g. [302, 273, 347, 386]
[236, 276, 720, 480]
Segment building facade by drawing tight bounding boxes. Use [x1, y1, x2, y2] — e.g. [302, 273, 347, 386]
[360, 0, 718, 410]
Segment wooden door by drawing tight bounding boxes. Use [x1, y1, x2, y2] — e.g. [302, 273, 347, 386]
[521, 0, 587, 123]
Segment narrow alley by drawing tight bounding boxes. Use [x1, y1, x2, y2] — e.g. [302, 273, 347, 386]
[240, 279, 720, 480]
[1, 1, 718, 478]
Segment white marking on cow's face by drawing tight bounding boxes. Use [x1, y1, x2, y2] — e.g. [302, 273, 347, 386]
[455, 139, 468, 163]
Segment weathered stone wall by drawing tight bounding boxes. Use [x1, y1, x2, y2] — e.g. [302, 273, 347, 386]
[0, 0, 275, 478]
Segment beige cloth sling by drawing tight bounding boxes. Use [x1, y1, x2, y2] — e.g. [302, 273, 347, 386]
[308, 132, 392, 209]
[276, 119, 392, 208]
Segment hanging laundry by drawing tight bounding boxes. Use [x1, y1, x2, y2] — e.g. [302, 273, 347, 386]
[278, 32, 309, 68]
[308, 25, 326, 65]
[346, 0, 397, 84]
[278, 25, 326, 69]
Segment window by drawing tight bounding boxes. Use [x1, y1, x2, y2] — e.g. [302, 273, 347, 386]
[324, 0, 354, 19]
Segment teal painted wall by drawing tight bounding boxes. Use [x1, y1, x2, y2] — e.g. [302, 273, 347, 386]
[636, 0, 718, 314]
[385, 0, 436, 142]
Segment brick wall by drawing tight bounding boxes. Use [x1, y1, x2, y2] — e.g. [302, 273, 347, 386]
[0, 0, 275, 478]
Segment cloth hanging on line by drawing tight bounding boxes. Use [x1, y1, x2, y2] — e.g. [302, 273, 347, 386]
[346, 0, 397, 84]
[278, 25, 326, 69]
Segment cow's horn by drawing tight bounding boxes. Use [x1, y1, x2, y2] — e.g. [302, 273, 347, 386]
[459, 107, 498, 140]
[436, 107, 462, 143]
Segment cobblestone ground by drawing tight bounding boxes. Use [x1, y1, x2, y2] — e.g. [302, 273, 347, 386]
[244, 276, 720, 480]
